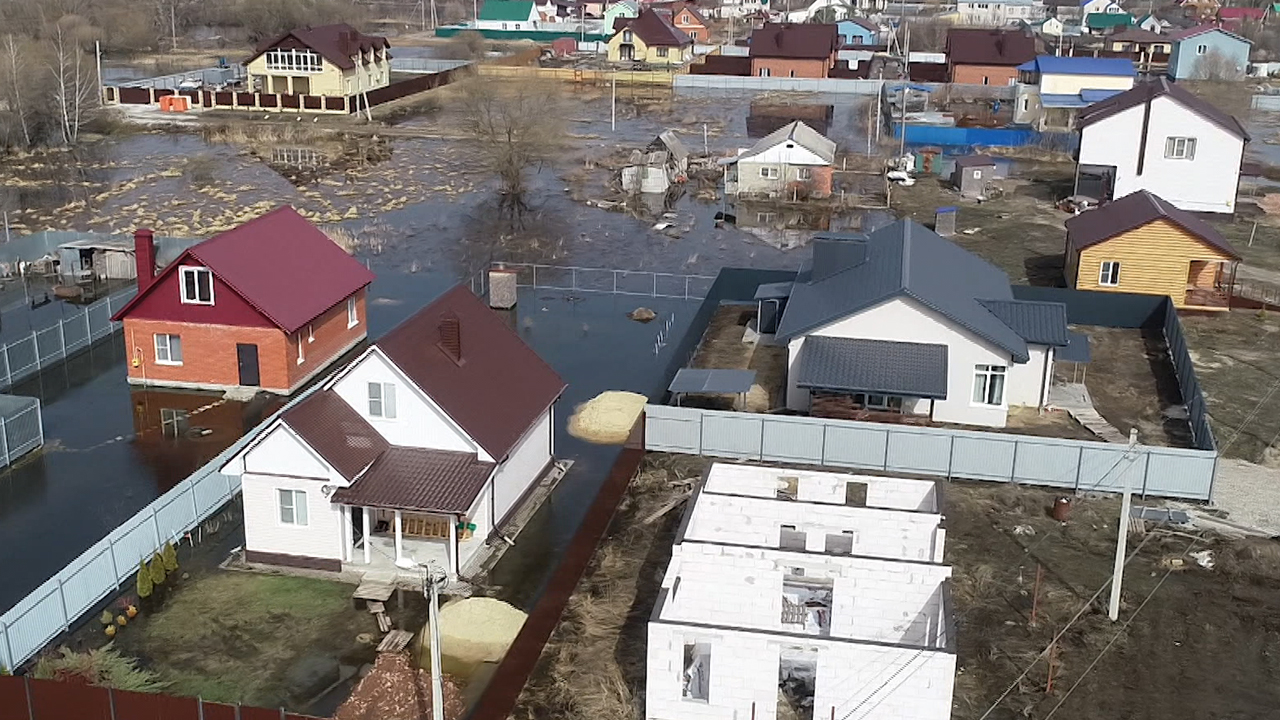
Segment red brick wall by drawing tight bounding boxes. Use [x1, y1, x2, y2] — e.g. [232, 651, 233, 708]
[951, 64, 1018, 86]
[750, 57, 832, 79]
[811, 166, 834, 197]
[122, 289, 367, 394]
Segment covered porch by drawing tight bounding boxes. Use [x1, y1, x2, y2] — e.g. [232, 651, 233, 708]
[1184, 259, 1237, 310]
[795, 336, 948, 422]
[339, 506, 487, 579]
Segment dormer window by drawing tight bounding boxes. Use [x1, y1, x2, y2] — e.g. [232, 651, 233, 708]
[180, 267, 214, 305]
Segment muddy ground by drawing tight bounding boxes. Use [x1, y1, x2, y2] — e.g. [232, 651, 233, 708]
[688, 304, 788, 410]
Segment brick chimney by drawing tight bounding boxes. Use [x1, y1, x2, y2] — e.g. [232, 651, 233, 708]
[438, 314, 462, 363]
[134, 228, 156, 289]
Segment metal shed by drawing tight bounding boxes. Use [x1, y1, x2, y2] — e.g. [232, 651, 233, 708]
[56, 238, 137, 281]
[950, 155, 997, 199]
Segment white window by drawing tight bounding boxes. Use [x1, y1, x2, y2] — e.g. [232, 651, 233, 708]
[154, 334, 182, 365]
[502, 22, 509, 29]
[982, 76, 990, 85]
[760, 167, 780, 179]
[179, 267, 213, 305]
[973, 365, 1007, 406]
[368, 382, 398, 419]
[278, 489, 308, 526]
[514, 22, 522, 28]
[264, 48, 323, 73]
[657, 46, 669, 57]
[1008, 77, 1017, 86]
[623, 30, 633, 41]
[297, 334, 305, 364]
[1196, 43, 1208, 55]
[347, 297, 359, 328]
[797, 167, 813, 180]
[759, 67, 771, 77]
[1099, 260, 1121, 286]
[756, 211, 777, 223]
[160, 408, 189, 440]
[1164, 136, 1197, 160]
[789, 70, 796, 77]
[972, 170, 982, 179]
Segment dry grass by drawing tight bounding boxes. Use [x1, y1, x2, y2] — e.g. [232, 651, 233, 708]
[200, 121, 332, 146]
[509, 454, 709, 720]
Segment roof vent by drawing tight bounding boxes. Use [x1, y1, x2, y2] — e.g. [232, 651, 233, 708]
[438, 314, 462, 363]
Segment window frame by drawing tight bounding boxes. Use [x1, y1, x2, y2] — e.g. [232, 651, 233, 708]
[1164, 136, 1196, 160]
[1099, 260, 1121, 286]
[367, 381, 398, 419]
[758, 67, 771, 77]
[179, 266, 214, 305]
[656, 46, 669, 57]
[278, 489, 309, 526]
[347, 297, 359, 328]
[759, 166, 780, 179]
[154, 333, 183, 366]
[264, 48, 324, 74]
[1196, 43, 1208, 55]
[797, 167, 813, 181]
[972, 364, 1008, 407]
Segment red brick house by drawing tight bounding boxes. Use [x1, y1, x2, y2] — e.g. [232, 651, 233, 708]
[946, 28, 1037, 86]
[749, 24, 840, 79]
[653, 2, 711, 42]
[112, 206, 375, 395]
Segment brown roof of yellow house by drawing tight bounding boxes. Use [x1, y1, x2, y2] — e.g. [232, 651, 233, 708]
[1065, 190, 1239, 259]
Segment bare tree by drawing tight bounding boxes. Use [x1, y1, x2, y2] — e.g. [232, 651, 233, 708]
[47, 16, 99, 145]
[455, 77, 565, 198]
[1, 35, 32, 148]
[1194, 48, 1244, 81]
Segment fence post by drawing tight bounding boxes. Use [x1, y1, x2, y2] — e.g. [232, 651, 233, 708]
[1009, 439, 1019, 483]
[1074, 445, 1084, 491]
[0, 415, 10, 469]
[34, 400, 42, 450]
[1140, 449, 1151, 497]
[58, 317, 66, 359]
[108, 539, 121, 589]
[55, 577, 70, 632]
[108, 686, 118, 720]
[0, 620, 13, 672]
[819, 423, 828, 465]
[151, 504, 162, 548]
[946, 434, 955, 478]
[29, 331, 38, 369]
[191, 481, 201, 524]
[84, 305, 92, 342]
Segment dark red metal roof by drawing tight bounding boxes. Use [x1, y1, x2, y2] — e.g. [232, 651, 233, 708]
[618, 9, 693, 47]
[247, 24, 390, 70]
[945, 28, 1036, 67]
[283, 389, 390, 481]
[1065, 190, 1239, 259]
[331, 447, 496, 513]
[1078, 77, 1249, 141]
[749, 23, 840, 59]
[375, 285, 566, 461]
[113, 206, 375, 332]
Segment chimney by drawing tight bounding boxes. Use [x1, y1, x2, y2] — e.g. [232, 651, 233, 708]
[134, 228, 156, 289]
[438, 314, 462, 363]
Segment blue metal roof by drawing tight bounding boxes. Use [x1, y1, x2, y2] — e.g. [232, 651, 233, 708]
[1057, 331, 1092, 363]
[1016, 55, 1136, 76]
[1040, 93, 1093, 108]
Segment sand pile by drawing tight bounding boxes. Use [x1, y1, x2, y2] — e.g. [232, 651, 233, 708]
[567, 391, 647, 445]
[417, 597, 527, 679]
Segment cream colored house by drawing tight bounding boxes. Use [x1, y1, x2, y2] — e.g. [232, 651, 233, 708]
[245, 24, 391, 97]
[607, 8, 693, 65]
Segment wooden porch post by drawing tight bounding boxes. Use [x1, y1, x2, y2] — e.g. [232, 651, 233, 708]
[363, 507, 372, 565]
[448, 515, 459, 579]
[394, 510, 404, 564]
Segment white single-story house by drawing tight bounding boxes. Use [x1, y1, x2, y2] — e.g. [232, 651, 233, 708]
[221, 284, 566, 579]
[769, 220, 1083, 429]
[1075, 77, 1249, 214]
[646, 462, 955, 720]
[724, 120, 837, 199]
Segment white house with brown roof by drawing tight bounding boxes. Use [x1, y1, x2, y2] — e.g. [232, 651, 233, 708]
[1075, 77, 1249, 213]
[220, 285, 566, 579]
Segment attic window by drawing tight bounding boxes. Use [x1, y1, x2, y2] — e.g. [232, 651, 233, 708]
[179, 267, 213, 305]
[264, 48, 323, 73]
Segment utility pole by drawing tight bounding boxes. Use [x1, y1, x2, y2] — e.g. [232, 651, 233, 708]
[1108, 428, 1140, 622]
[474, 0, 480, 24]
[170, 2, 178, 52]
[424, 565, 446, 720]
[421, 0, 426, 31]
[703, 123, 708, 154]
[95, 40, 104, 103]
[897, 22, 908, 158]
[611, 74, 617, 131]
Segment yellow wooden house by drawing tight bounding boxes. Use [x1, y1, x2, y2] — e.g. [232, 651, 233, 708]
[1064, 190, 1239, 310]
[607, 8, 693, 66]
[244, 24, 391, 97]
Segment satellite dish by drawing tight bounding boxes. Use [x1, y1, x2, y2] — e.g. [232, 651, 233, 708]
[321, 485, 336, 497]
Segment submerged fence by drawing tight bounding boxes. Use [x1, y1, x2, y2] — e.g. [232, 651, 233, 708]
[493, 262, 717, 300]
[0, 395, 42, 469]
[645, 405, 1219, 501]
[0, 288, 135, 392]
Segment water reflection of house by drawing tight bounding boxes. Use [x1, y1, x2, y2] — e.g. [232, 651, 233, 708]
[746, 102, 834, 138]
[130, 387, 284, 493]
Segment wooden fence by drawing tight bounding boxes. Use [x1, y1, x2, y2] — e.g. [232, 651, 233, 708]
[0, 674, 322, 720]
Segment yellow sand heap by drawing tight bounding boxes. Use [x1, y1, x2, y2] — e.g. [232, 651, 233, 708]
[417, 597, 527, 679]
[567, 391, 647, 445]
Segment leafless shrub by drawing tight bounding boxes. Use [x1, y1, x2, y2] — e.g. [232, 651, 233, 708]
[455, 76, 566, 197]
[1194, 48, 1244, 81]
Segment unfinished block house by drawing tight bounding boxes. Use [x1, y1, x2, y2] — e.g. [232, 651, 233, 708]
[646, 462, 955, 720]
[221, 285, 566, 579]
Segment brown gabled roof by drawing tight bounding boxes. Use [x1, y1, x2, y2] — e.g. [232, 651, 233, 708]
[617, 8, 693, 46]
[1065, 190, 1239, 258]
[749, 23, 840, 59]
[954, 154, 996, 168]
[331, 448, 495, 514]
[283, 390, 390, 481]
[247, 24, 390, 70]
[376, 285, 566, 461]
[945, 28, 1036, 66]
[1078, 77, 1249, 141]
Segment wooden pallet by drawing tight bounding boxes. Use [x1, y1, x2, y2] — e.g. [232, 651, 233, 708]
[377, 629, 414, 653]
[353, 578, 395, 603]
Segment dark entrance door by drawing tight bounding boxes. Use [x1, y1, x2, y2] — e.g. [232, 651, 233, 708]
[236, 343, 260, 386]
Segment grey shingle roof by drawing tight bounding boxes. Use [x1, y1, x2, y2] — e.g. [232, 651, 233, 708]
[795, 337, 949, 398]
[737, 121, 836, 164]
[977, 299, 1070, 346]
[774, 220, 1042, 362]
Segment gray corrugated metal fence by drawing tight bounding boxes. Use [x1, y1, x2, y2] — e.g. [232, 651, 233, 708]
[390, 57, 472, 74]
[645, 405, 1218, 500]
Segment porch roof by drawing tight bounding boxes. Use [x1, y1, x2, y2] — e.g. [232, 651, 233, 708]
[795, 336, 949, 399]
[331, 448, 495, 514]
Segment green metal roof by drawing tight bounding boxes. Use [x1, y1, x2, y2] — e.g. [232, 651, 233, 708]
[1085, 12, 1133, 29]
[479, 1, 535, 21]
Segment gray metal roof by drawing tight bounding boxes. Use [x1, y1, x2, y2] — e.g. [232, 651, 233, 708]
[1057, 331, 1092, 363]
[754, 281, 794, 300]
[795, 336, 949, 399]
[656, 129, 690, 163]
[669, 368, 758, 394]
[737, 121, 836, 164]
[977, 299, 1070, 346]
[775, 220, 1045, 363]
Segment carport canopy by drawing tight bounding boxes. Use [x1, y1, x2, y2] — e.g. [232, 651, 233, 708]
[669, 368, 758, 395]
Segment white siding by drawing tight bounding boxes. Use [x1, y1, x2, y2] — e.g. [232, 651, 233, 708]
[785, 297, 1026, 428]
[237, 423, 344, 483]
[1004, 344, 1049, 407]
[742, 143, 829, 167]
[242, 473, 346, 560]
[331, 349, 493, 461]
[1077, 94, 1244, 213]
[491, 409, 553, 526]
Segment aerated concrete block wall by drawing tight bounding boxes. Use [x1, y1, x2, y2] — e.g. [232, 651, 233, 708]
[646, 622, 956, 720]
[703, 464, 939, 513]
